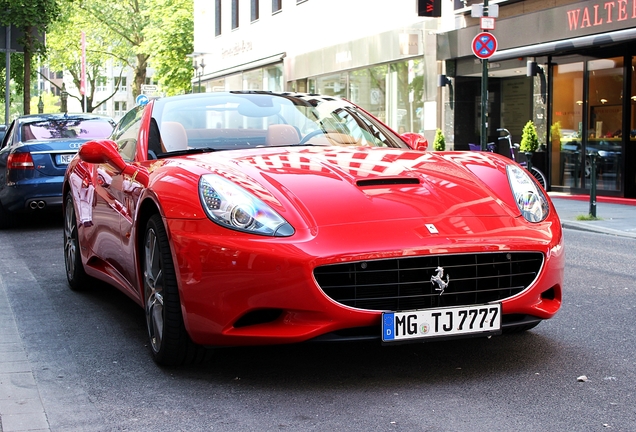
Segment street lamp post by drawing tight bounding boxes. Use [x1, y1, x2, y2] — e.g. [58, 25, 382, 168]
[60, 83, 68, 113]
[194, 58, 206, 93]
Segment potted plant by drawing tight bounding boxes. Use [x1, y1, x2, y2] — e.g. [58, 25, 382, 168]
[520, 120, 540, 153]
[433, 128, 445, 151]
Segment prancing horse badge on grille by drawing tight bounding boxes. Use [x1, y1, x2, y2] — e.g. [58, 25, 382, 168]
[431, 266, 450, 295]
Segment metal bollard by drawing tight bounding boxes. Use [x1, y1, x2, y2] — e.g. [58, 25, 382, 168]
[589, 152, 597, 218]
[525, 152, 533, 172]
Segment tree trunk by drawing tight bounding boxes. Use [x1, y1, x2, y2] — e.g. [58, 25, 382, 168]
[133, 53, 148, 98]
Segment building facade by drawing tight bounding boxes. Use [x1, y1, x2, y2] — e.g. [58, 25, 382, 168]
[194, 0, 636, 198]
[192, 0, 441, 143]
[439, 0, 636, 198]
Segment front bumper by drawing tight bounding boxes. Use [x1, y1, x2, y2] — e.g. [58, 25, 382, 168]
[165, 216, 564, 347]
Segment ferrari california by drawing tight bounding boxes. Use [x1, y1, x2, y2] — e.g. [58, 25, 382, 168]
[62, 92, 564, 366]
[0, 113, 115, 228]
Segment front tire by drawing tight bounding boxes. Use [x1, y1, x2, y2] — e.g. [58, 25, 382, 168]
[143, 214, 209, 366]
[64, 195, 90, 290]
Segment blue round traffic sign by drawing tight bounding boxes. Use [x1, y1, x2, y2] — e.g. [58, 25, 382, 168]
[472, 32, 498, 59]
[136, 94, 149, 106]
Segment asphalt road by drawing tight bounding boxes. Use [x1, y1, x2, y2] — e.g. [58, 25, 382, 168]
[1, 216, 635, 432]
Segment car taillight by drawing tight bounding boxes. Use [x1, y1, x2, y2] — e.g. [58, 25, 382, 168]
[8, 152, 35, 169]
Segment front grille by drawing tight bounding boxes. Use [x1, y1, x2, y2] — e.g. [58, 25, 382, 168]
[314, 252, 543, 311]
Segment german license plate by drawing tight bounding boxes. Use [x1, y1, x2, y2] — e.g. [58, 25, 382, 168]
[56, 154, 75, 165]
[382, 303, 501, 342]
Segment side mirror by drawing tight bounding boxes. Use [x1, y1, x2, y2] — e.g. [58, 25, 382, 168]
[79, 140, 123, 168]
[401, 132, 429, 151]
[79, 140, 148, 186]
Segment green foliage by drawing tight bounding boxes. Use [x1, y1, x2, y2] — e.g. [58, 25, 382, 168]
[142, 0, 194, 95]
[46, 0, 126, 112]
[29, 91, 60, 114]
[0, 0, 62, 114]
[520, 120, 540, 153]
[46, 0, 194, 102]
[78, 0, 151, 98]
[433, 129, 445, 151]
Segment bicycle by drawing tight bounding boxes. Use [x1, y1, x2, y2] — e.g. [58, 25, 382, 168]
[490, 128, 547, 189]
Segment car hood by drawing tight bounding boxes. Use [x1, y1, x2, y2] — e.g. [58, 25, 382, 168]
[182, 147, 520, 229]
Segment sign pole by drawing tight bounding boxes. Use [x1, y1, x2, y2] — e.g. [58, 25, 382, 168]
[5, 25, 10, 126]
[480, 0, 489, 151]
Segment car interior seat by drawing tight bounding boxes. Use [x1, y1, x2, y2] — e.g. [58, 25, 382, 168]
[160, 121, 189, 153]
[266, 124, 300, 146]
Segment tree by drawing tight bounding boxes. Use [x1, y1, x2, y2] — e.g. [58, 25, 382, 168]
[520, 120, 540, 153]
[79, 0, 151, 98]
[45, 1, 125, 112]
[0, 0, 61, 114]
[142, 0, 193, 95]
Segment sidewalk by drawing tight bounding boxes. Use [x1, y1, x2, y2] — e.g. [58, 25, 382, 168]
[0, 277, 50, 432]
[548, 192, 636, 239]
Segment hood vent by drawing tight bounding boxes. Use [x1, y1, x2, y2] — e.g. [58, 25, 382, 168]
[356, 177, 420, 187]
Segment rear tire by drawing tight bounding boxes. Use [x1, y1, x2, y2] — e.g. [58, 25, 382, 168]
[143, 214, 210, 366]
[64, 195, 90, 290]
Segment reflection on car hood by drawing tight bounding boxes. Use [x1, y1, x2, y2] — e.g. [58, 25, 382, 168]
[184, 147, 515, 228]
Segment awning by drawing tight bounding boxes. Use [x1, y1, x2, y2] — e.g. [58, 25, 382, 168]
[489, 27, 636, 61]
[195, 53, 286, 82]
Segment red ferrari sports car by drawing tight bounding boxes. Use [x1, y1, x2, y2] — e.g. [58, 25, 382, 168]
[63, 92, 564, 366]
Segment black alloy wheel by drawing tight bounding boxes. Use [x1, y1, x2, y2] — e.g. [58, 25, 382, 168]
[64, 195, 89, 290]
[143, 214, 209, 366]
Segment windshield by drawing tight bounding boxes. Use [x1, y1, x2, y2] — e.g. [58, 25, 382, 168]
[149, 92, 407, 156]
[21, 117, 115, 141]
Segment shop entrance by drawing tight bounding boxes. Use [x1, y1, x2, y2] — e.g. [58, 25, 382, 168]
[550, 53, 635, 197]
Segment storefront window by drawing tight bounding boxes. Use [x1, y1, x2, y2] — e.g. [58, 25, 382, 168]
[551, 60, 584, 189]
[243, 69, 263, 90]
[225, 74, 242, 91]
[586, 57, 623, 191]
[349, 65, 388, 124]
[316, 73, 347, 98]
[264, 64, 283, 91]
[387, 61, 424, 133]
[551, 56, 625, 192]
[209, 78, 225, 92]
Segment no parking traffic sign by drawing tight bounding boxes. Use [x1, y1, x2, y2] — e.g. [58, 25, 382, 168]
[472, 32, 498, 59]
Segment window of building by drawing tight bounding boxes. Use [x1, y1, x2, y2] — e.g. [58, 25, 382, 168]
[272, 0, 282, 14]
[251, 0, 259, 21]
[215, 0, 222, 36]
[116, 77, 127, 93]
[96, 76, 108, 92]
[550, 55, 625, 193]
[232, 0, 239, 29]
[114, 101, 128, 118]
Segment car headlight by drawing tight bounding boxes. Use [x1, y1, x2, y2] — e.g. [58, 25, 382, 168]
[596, 150, 608, 158]
[199, 174, 294, 236]
[507, 165, 549, 223]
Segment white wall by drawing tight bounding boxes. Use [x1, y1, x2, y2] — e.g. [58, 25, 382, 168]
[194, 0, 440, 75]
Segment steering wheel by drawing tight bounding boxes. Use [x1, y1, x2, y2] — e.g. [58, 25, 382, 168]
[299, 129, 326, 144]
